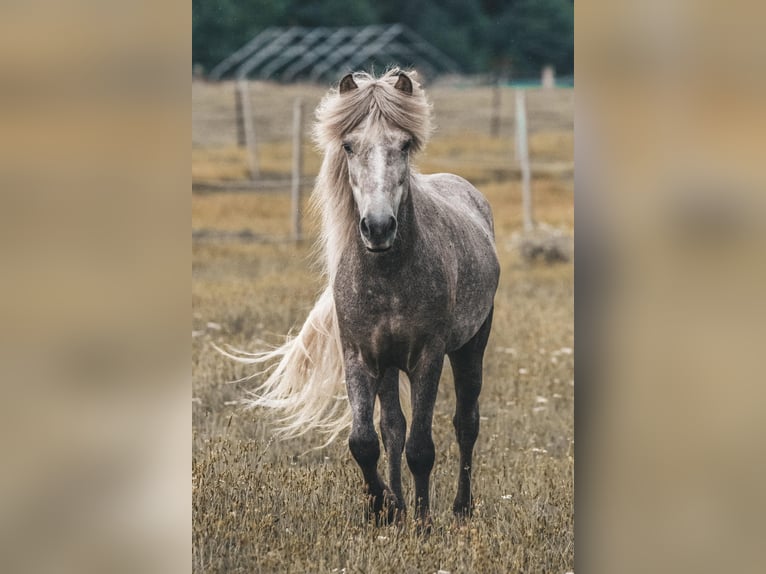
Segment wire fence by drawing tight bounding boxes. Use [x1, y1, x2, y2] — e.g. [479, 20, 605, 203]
[192, 79, 573, 149]
[192, 79, 573, 242]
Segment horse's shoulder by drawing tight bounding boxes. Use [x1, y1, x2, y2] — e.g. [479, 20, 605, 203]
[420, 173, 494, 231]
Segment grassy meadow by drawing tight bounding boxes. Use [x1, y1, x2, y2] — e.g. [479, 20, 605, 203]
[193, 81, 573, 573]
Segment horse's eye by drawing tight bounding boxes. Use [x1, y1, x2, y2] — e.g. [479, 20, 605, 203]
[342, 142, 353, 154]
[401, 140, 412, 152]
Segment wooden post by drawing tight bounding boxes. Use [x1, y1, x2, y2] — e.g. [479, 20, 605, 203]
[237, 80, 259, 179]
[515, 89, 534, 232]
[490, 81, 502, 138]
[541, 65, 555, 89]
[234, 84, 245, 147]
[291, 98, 304, 241]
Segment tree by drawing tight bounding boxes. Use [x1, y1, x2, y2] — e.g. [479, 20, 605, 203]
[192, 0, 573, 79]
[193, 0, 290, 72]
[284, 0, 377, 27]
[488, 0, 573, 77]
[374, 0, 489, 72]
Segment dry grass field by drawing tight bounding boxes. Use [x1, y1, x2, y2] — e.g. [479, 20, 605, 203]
[193, 81, 573, 573]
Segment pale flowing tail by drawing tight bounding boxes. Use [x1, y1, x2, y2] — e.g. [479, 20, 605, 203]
[216, 287, 352, 445]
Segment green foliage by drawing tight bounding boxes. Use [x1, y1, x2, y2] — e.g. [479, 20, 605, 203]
[372, 0, 490, 72]
[487, 0, 574, 77]
[192, 0, 290, 69]
[284, 0, 377, 27]
[192, 0, 573, 78]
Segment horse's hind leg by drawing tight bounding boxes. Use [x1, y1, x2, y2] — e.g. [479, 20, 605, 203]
[448, 307, 494, 518]
[345, 359, 390, 522]
[378, 367, 406, 522]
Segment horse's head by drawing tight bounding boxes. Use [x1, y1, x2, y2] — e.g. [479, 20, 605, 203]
[338, 73, 415, 253]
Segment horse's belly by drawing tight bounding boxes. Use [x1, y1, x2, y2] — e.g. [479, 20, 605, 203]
[446, 295, 494, 352]
[446, 250, 499, 351]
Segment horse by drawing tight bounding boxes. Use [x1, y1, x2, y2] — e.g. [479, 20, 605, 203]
[228, 69, 499, 527]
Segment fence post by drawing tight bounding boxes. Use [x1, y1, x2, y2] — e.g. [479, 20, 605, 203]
[291, 98, 304, 241]
[234, 84, 245, 147]
[541, 65, 556, 89]
[515, 89, 534, 232]
[237, 79, 259, 180]
[490, 81, 502, 137]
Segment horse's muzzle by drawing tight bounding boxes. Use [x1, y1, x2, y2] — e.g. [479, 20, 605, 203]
[360, 215, 397, 251]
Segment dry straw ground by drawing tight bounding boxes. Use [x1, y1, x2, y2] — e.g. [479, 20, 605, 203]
[193, 81, 573, 573]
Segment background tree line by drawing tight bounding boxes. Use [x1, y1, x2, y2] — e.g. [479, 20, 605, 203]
[193, 0, 573, 79]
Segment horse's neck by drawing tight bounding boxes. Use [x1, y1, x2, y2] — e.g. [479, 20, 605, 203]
[393, 184, 418, 251]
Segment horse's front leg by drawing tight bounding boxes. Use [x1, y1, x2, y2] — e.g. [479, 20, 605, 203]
[405, 352, 445, 530]
[344, 357, 390, 522]
[378, 367, 406, 523]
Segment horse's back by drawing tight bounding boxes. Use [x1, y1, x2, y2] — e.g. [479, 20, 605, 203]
[421, 173, 495, 239]
[417, 173, 500, 351]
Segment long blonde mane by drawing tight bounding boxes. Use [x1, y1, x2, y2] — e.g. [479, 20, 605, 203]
[310, 68, 433, 279]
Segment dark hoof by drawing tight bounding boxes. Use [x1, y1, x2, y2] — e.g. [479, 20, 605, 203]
[377, 504, 405, 526]
[452, 505, 473, 520]
[366, 490, 405, 526]
[452, 496, 474, 520]
[414, 515, 433, 537]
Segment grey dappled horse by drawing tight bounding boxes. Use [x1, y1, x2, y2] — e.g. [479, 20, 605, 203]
[230, 69, 499, 527]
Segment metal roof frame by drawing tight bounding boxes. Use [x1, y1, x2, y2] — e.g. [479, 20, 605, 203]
[209, 25, 460, 82]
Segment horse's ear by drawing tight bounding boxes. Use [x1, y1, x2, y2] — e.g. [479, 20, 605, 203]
[339, 74, 358, 94]
[394, 73, 413, 95]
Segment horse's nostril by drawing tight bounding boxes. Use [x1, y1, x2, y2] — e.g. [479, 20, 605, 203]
[361, 215, 397, 244]
[360, 217, 370, 238]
